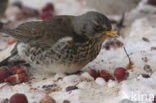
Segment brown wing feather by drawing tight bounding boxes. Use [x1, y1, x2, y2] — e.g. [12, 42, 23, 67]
[3, 16, 75, 46]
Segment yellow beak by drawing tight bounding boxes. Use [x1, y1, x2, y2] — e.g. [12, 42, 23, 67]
[104, 30, 118, 37]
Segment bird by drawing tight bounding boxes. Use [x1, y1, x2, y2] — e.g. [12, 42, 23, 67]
[0, 11, 118, 74]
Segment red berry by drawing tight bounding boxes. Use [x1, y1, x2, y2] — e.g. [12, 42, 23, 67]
[40, 96, 56, 103]
[5, 73, 28, 84]
[100, 70, 114, 82]
[88, 69, 100, 79]
[0, 66, 11, 82]
[38, 12, 53, 20]
[42, 3, 54, 13]
[7, 39, 16, 45]
[11, 65, 26, 74]
[147, 0, 156, 6]
[9, 93, 28, 103]
[114, 67, 128, 81]
[63, 100, 70, 103]
[153, 96, 156, 103]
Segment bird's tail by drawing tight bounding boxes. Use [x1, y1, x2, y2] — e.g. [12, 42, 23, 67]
[0, 53, 26, 67]
[0, 29, 14, 35]
[0, 43, 25, 67]
[0, 28, 19, 39]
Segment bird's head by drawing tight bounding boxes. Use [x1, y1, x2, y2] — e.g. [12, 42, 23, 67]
[73, 11, 118, 39]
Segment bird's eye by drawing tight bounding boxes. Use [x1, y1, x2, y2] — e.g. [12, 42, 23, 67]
[95, 25, 103, 31]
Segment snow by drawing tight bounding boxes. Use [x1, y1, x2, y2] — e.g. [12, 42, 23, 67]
[95, 77, 106, 86]
[0, 0, 156, 103]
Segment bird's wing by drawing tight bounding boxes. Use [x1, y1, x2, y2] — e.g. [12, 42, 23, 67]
[1, 16, 75, 46]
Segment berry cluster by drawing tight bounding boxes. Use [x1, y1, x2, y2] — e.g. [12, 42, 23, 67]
[38, 3, 55, 20]
[88, 67, 128, 82]
[0, 66, 28, 84]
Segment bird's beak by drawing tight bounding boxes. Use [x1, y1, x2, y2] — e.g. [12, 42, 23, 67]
[104, 30, 118, 37]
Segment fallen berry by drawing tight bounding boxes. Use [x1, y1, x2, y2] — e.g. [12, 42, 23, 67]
[42, 3, 54, 13]
[143, 64, 152, 73]
[5, 73, 28, 84]
[100, 70, 114, 82]
[147, 0, 156, 6]
[88, 69, 100, 79]
[9, 93, 28, 103]
[103, 38, 123, 50]
[11, 65, 26, 74]
[142, 37, 150, 42]
[40, 95, 56, 103]
[0, 66, 11, 82]
[38, 12, 53, 20]
[142, 74, 150, 78]
[63, 100, 70, 103]
[7, 39, 16, 45]
[114, 67, 128, 81]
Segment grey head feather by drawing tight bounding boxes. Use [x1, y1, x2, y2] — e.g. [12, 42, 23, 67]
[73, 11, 112, 37]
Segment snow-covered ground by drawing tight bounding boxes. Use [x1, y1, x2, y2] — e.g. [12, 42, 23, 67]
[0, 0, 156, 103]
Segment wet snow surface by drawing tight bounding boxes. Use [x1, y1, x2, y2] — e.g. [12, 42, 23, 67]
[0, 0, 156, 103]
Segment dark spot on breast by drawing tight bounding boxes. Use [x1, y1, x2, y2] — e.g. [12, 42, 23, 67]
[33, 52, 36, 56]
[36, 61, 40, 64]
[58, 54, 61, 59]
[37, 49, 42, 54]
[69, 55, 73, 59]
[72, 47, 77, 54]
[66, 50, 70, 54]
[31, 56, 34, 61]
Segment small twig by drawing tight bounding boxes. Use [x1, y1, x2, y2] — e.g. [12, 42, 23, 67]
[123, 46, 134, 70]
[123, 46, 131, 62]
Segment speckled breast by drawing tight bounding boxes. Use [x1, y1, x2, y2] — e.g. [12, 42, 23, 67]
[17, 39, 102, 73]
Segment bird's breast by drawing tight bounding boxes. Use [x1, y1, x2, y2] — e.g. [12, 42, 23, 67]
[16, 39, 102, 73]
